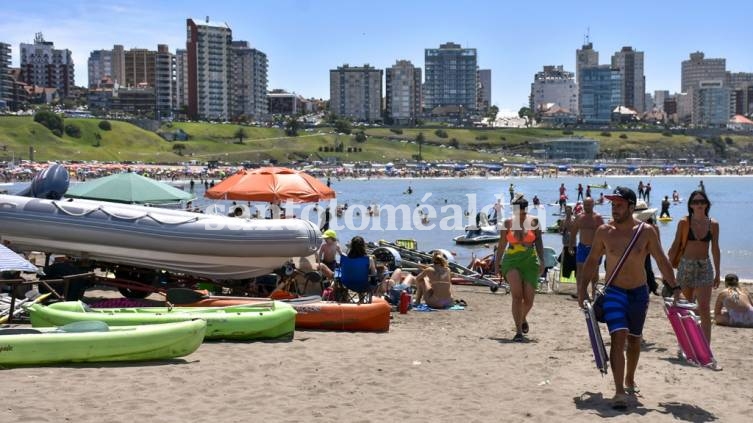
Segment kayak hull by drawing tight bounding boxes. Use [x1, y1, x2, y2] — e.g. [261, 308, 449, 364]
[182, 297, 391, 332]
[0, 319, 206, 365]
[28, 301, 296, 340]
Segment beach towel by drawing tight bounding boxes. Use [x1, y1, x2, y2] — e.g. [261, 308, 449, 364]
[412, 303, 465, 312]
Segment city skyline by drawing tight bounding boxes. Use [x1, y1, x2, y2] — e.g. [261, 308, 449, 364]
[2, 0, 752, 114]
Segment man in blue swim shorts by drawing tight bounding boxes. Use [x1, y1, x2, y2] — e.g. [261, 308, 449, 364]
[570, 197, 604, 298]
[581, 187, 681, 410]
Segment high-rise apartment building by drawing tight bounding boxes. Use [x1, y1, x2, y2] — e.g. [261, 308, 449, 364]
[385, 60, 422, 125]
[423, 42, 477, 112]
[575, 42, 599, 116]
[579, 65, 621, 124]
[174, 49, 189, 111]
[0, 43, 11, 108]
[728, 72, 753, 116]
[87, 49, 113, 88]
[111, 45, 125, 85]
[692, 80, 733, 127]
[529, 65, 577, 114]
[186, 17, 232, 120]
[154, 44, 174, 118]
[19, 33, 74, 97]
[681, 52, 726, 94]
[329, 64, 382, 122]
[124, 48, 156, 87]
[230, 41, 268, 120]
[654, 90, 669, 111]
[477, 69, 492, 112]
[611, 46, 645, 113]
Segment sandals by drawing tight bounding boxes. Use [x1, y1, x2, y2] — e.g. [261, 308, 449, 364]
[625, 385, 640, 395]
[512, 332, 525, 342]
[611, 394, 628, 410]
[454, 299, 468, 307]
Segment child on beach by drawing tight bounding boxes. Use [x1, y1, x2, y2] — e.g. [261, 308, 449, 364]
[318, 230, 342, 272]
[714, 273, 753, 327]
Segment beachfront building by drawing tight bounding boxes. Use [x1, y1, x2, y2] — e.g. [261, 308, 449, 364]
[477, 69, 492, 112]
[529, 65, 577, 117]
[186, 17, 232, 121]
[611, 46, 645, 113]
[174, 49, 189, 112]
[579, 65, 621, 124]
[154, 44, 175, 119]
[385, 60, 422, 125]
[111, 45, 125, 85]
[0, 43, 11, 109]
[692, 80, 733, 128]
[19, 33, 74, 97]
[728, 72, 753, 117]
[329, 64, 382, 122]
[230, 41, 268, 120]
[268, 89, 305, 115]
[653, 90, 669, 112]
[87, 50, 113, 89]
[423, 42, 478, 113]
[576, 42, 599, 116]
[532, 137, 599, 160]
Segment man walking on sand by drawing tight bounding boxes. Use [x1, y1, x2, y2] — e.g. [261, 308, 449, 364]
[570, 197, 604, 297]
[580, 187, 681, 410]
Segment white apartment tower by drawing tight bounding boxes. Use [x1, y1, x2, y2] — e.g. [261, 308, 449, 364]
[186, 17, 232, 120]
[330, 64, 382, 122]
[611, 46, 646, 113]
[385, 60, 421, 125]
[230, 41, 268, 120]
[20, 33, 74, 97]
[529, 65, 577, 113]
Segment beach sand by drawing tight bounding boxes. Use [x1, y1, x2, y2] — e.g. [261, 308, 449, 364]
[2, 285, 752, 423]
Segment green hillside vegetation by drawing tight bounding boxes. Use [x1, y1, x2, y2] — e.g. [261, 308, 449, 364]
[2, 116, 752, 164]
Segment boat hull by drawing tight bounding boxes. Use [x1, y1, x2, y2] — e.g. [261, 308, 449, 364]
[0, 320, 206, 365]
[0, 194, 320, 280]
[28, 301, 297, 340]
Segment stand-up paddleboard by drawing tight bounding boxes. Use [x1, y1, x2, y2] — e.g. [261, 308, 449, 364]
[583, 299, 609, 375]
[657, 216, 673, 222]
[663, 299, 718, 369]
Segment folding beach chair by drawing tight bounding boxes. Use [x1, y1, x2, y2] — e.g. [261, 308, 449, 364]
[538, 247, 559, 293]
[333, 256, 377, 304]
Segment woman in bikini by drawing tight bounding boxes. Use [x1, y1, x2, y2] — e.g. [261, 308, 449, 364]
[495, 194, 545, 342]
[412, 251, 454, 309]
[714, 273, 753, 328]
[669, 190, 721, 344]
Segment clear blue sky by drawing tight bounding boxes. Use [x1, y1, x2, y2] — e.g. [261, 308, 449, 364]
[3, 0, 752, 114]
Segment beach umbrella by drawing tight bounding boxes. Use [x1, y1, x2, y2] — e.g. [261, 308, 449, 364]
[65, 172, 195, 205]
[0, 244, 41, 274]
[205, 167, 336, 203]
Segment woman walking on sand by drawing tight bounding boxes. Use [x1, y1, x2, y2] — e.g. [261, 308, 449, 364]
[668, 190, 721, 344]
[495, 194, 544, 342]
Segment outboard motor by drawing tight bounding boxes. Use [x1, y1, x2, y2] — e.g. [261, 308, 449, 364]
[15, 163, 69, 200]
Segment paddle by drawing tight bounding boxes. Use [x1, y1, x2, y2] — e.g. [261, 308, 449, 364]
[167, 288, 322, 306]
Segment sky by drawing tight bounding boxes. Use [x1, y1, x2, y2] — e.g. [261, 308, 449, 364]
[3, 0, 753, 114]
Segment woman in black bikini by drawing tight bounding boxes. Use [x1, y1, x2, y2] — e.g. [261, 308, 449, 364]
[669, 190, 721, 344]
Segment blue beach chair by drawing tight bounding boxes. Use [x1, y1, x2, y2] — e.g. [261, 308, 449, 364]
[334, 256, 377, 304]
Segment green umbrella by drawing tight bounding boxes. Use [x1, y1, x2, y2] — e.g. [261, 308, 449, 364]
[65, 172, 195, 205]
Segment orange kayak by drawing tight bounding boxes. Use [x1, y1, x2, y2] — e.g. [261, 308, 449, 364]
[180, 296, 391, 332]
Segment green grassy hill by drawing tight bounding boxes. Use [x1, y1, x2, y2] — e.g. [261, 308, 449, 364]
[1, 116, 751, 164]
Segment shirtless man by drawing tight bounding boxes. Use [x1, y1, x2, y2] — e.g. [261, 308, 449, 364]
[559, 205, 577, 280]
[570, 197, 604, 296]
[581, 186, 680, 410]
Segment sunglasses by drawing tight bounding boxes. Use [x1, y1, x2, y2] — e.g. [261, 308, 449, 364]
[690, 199, 708, 205]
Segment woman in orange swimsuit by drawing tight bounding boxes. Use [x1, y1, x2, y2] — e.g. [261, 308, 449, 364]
[495, 194, 545, 342]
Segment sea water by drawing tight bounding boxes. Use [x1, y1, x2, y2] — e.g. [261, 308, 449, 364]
[6, 175, 752, 278]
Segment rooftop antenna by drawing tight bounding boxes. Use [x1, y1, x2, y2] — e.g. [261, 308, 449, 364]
[584, 27, 591, 45]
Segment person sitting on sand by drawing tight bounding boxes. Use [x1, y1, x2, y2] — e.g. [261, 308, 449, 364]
[413, 251, 454, 309]
[714, 273, 753, 327]
[377, 268, 416, 296]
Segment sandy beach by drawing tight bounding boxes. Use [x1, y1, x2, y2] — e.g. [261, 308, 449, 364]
[2, 285, 752, 423]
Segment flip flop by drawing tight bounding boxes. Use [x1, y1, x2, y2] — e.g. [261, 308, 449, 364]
[625, 385, 640, 395]
[513, 332, 525, 342]
[611, 394, 628, 410]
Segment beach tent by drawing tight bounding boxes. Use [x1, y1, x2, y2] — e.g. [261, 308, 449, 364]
[65, 172, 195, 205]
[0, 243, 41, 274]
[205, 167, 336, 203]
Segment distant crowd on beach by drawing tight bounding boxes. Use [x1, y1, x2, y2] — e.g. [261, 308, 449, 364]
[3, 161, 753, 184]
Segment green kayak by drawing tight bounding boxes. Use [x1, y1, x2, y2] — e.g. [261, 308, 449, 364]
[28, 301, 296, 341]
[0, 319, 206, 365]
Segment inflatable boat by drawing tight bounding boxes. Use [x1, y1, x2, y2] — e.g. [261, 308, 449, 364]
[0, 194, 321, 280]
